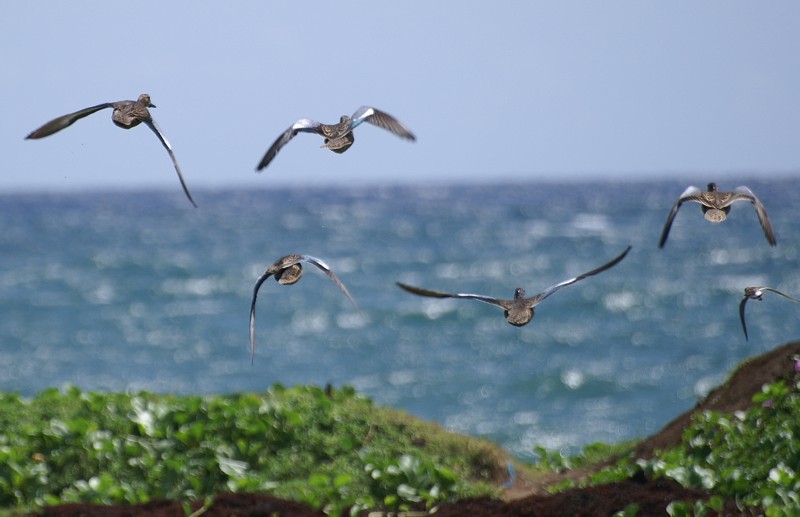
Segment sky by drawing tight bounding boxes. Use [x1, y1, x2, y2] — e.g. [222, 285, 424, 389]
[3, 2, 799, 196]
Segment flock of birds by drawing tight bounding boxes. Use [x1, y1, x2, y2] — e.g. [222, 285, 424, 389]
[24, 93, 799, 363]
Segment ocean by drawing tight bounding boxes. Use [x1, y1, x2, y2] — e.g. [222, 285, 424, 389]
[1, 178, 798, 460]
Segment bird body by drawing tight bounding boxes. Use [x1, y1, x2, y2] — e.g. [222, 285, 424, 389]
[110, 97, 154, 129]
[256, 106, 415, 170]
[658, 183, 775, 247]
[26, 94, 197, 207]
[397, 246, 631, 327]
[249, 254, 358, 363]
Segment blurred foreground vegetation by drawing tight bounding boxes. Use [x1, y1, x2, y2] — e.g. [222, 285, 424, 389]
[541, 355, 800, 516]
[0, 385, 508, 514]
[1, 355, 799, 515]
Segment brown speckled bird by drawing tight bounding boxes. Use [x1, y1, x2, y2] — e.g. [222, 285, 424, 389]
[249, 254, 359, 363]
[739, 286, 800, 341]
[256, 106, 415, 171]
[26, 94, 197, 207]
[658, 183, 775, 248]
[397, 246, 631, 327]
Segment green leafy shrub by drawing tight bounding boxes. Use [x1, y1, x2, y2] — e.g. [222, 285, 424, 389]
[363, 453, 458, 510]
[533, 357, 800, 514]
[572, 357, 800, 513]
[0, 385, 500, 514]
[636, 372, 800, 511]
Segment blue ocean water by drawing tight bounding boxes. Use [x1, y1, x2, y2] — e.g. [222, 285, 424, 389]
[1, 179, 798, 460]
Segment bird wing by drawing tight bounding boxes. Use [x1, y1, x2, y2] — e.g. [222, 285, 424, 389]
[299, 255, 360, 313]
[143, 119, 197, 208]
[739, 295, 750, 341]
[249, 269, 275, 364]
[762, 287, 800, 304]
[396, 281, 510, 309]
[25, 103, 114, 139]
[658, 186, 703, 248]
[256, 119, 322, 171]
[732, 186, 777, 246]
[526, 245, 632, 305]
[350, 106, 416, 140]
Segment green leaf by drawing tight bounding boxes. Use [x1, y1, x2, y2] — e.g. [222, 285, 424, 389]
[217, 456, 248, 478]
[612, 503, 640, 517]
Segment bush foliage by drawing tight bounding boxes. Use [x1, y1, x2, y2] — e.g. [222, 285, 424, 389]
[6, 356, 800, 515]
[0, 385, 502, 514]
[573, 356, 800, 515]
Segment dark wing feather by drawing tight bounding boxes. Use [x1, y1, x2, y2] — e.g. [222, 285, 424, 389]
[396, 281, 509, 309]
[739, 295, 750, 341]
[658, 186, 703, 248]
[351, 106, 416, 140]
[143, 119, 197, 208]
[256, 119, 321, 171]
[300, 255, 360, 313]
[249, 270, 275, 364]
[732, 187, 777, 246]
[25, 103, 113, 139]
[526, 245, 632, 305]
[762, 287, 800, 304]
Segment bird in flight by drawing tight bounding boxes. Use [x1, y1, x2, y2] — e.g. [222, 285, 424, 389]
[26, 94, 197, 207]
[738, 286, 800, 341]
[249, 254, 359, 363]
[256, 106, 415, 171]
[658, 183, 775, 248]
[397, 246, 631, 327]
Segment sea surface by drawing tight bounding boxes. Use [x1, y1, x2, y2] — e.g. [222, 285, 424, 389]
[1, 179, 798, 460]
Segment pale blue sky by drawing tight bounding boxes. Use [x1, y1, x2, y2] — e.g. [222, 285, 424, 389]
[3, 2, 799, 196]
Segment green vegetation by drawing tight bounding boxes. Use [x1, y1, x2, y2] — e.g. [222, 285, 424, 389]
[639, 373, 800, 514]
[0, 384, 510, 514]
[533, 440, 634, 473]
[550, 356, 800, 515]
[4, 354, 800, 515]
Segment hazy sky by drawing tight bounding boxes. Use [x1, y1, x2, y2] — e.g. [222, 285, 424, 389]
[3, 2, 799, 196]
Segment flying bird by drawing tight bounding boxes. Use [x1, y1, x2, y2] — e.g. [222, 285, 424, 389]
[396, 246, 631, 327]
[256, 106, 415, 171]
[26, 94, 197, 207]
[249, 254, 359, 363]
[658, 183, 775, 248]
[739, 286, 800, 341]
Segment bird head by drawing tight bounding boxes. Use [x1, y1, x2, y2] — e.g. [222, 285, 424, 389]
[137, 94, 155, 108]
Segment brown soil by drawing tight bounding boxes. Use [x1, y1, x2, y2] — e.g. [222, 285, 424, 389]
[36, 341, 800, 517]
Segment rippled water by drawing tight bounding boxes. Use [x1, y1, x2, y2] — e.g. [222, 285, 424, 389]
[1, 179, 798, 459]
